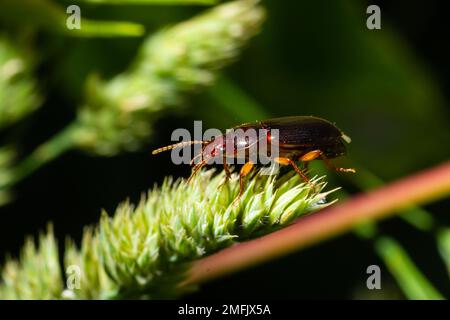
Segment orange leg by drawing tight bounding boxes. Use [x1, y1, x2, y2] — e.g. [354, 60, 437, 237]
[232, 162, 254, 205]
[218, 158, 232, 188]
[187, 160, 207, 183]
[300, 150, 356, 173]
[223, 156, 232, 180]
[299, 150, 322, 162]
[274, 157, 310, 183]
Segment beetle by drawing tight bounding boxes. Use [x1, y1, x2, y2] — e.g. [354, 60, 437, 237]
[152, 116, 355, 202]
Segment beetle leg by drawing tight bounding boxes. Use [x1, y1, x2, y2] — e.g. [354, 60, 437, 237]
[223, 156, 232, 180]
[187, 160, 207, 183]
[321, 155, 356, 173]
[190, 151, 203, 166]
[232, 161, 254, 205]
[299, 149, 356, 174]
[274, 157, 310, 184]
[218, 157, 232, 189]
[299, 150, 323, 162]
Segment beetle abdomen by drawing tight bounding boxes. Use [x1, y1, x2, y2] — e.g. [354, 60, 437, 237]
[260, 116, 343, 144]
[235, 116, 349, 159]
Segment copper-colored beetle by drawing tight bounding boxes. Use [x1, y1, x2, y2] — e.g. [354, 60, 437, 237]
[153, 116, 355, 201]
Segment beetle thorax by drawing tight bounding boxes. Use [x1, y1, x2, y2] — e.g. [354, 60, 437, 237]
[202, 130, 261, 162]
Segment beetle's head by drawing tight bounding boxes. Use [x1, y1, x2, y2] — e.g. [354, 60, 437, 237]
[323, 137, 348, 158]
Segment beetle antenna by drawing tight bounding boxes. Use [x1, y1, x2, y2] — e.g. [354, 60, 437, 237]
[152, 141, 208, 155]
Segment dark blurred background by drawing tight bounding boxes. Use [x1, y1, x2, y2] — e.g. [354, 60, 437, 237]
[0, 0, 449, 298]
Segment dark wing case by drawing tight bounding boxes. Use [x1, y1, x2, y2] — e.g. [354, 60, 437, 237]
[259, 116, 343, 146]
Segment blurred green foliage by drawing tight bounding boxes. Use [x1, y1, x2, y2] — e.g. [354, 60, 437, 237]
[201, 1, 450, 178]
[375, 236, 443, 299]
[0, 148, 15, 206]
[0, 0, 147, 37]
[0, 0, 449, 299]
[74, 0, 265, 155]
[0, 0, 265, 186]
[0, 226, 63, 300]
[0, 35, 40, 128]
[437, 229, 450, 278]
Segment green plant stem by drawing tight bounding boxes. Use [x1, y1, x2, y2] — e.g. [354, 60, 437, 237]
[182, 161, 450, 286]
[437, 228, 450, 277]
[353, 220, 443, 299]
[2, 0, 145, 38]
[7, 123, 79, 186]
[375, 236, 444, 299]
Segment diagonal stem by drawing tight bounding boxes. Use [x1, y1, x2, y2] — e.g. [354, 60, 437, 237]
[6, 122, 79, 187]
[183, 161, 450, 286]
